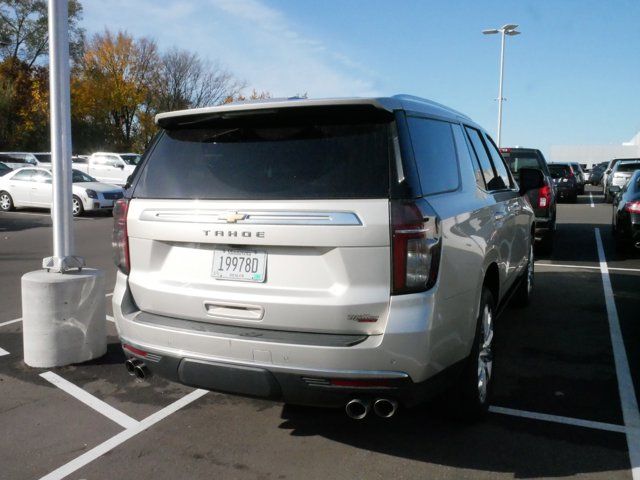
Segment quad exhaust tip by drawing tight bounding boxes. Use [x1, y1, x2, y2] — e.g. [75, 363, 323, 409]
[345, 398, 370, 420]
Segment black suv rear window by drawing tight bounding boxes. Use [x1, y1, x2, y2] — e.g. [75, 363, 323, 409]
[503, 152, 541, 173]
[549, 164, 571, 178]
[134, 111, 393, 200]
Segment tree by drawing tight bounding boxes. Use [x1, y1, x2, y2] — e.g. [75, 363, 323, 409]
[73, 30, 160, 150]
[155, 48, 244, 112]
[0, 0, 85, 68]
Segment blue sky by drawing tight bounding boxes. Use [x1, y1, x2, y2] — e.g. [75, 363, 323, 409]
[82, 0, 640, 155]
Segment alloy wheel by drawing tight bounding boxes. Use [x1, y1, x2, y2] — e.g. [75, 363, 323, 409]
[72, 198, 81, 216]
[0, 193, 11, 211]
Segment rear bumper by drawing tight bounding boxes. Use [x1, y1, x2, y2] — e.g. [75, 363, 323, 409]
[112, 271, 459, 407]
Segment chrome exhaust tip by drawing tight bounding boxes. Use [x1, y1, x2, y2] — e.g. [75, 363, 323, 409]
[634, 241, 640, 250]
[124, 358, 141, 376]
[345, 398, 370, 420]
[133, 363, 148, 380]
[373, 398, 398, 418]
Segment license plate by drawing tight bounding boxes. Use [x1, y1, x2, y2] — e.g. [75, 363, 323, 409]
[212, 249, 267, 282]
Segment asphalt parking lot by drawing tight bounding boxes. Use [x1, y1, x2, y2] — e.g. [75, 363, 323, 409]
[1, 185, 639, 480]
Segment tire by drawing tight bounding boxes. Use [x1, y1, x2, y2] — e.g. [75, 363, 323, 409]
[0, 191, 14, 211]
[72, 195, 84, 217]
[514, 243, 534, 307]
[452, 287, 495, 421]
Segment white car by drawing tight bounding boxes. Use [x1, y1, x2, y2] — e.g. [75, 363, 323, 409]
[0, 167, 124, 216]
[73, 152, 140, 186]
[0, 152, 39, 169]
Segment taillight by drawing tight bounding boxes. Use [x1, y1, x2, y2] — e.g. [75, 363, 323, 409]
[538, 185, 551, 208]
[112, 198, 130, 274]
[624, 201, 640, 214]
[391, 201, 441, 295]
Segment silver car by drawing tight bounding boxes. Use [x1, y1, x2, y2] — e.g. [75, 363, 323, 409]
[112, 96, 539, 420]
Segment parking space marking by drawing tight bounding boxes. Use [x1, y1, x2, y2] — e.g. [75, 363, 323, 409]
[490, 406, 626, 433]
[0, 346, 9, 356]
[39, 388, 208, 480]
[590, 192, 595, 207]
[40, 371, 139, 429]
[0, 318, 22, 328]
[106, 315, 115, 323]
[595, 228, 640, 480]
[105, 292, 113, 297]
[536, 263, 640, 274]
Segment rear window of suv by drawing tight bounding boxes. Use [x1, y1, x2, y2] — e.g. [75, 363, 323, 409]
[503, 151, 541, 173]
[134, 112, 393, 200]
[549, 164, 571, 178]
[616, 162, 640, 172]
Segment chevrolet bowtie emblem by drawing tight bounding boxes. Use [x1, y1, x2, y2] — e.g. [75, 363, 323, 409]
[219, 212, 247, 223]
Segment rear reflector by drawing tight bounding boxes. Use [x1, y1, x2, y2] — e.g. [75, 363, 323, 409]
[538, 185, 551, 209]
[122, 343, 147, 357]
[330, 379, 391, 388]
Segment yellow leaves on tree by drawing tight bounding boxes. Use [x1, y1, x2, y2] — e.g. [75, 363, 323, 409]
[73, 30, 159, 150]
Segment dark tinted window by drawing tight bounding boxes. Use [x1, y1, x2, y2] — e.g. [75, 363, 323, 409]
[549, 164, 571, 178]
[12, 169, 36, 181]
[72, 170, 96, 182]
[465, 127, 501, 190]
[407, 117, 459, 195]
[503, 151, 542, 173]
[0, 163, 11, 175]
[34, 153, 51, 163]
[484, 134, 512, 189]
[616, 162, 640, 172]
[121, 154, 141, 165]
[135, 116, 392, 200]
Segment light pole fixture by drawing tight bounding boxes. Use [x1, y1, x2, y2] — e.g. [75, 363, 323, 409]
[483, 24, 521, 147]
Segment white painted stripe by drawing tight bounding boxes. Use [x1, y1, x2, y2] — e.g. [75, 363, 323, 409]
[535, 263, 640, 273]
[0, 318, 22, 328]
[106, 315, 115, 323]
[489, 406, 626, 433]
[0, 346, 9, 356]
[590, 192, 595, 207]
[105, 293, 113, 298]
[40, 371, 138, 430]
[39, 389, 207, 480]
[595, 228, 640, 480]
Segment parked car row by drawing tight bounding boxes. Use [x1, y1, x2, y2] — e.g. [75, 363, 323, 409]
[612, 169, 640, 250]
[0, 151, 141, 186]
[0, 167, 124, 216]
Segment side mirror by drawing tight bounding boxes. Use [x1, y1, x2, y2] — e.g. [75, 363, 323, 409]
[518, 168, 545, 195]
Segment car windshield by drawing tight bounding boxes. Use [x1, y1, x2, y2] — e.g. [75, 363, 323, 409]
[616, 163, 640, 173]
[121, 154, 141, 165]
[72, 170, 96, 183]
[549, 164, 571, 178]
[0, 153, 37, 165]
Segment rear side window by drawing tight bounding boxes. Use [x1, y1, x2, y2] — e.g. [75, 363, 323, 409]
[12, 169, 35, 181]
[406, 117, 459, 195]
[134, 114, 393, 200]
[483, 134, 512, 189]
[465, 127, 502, 190]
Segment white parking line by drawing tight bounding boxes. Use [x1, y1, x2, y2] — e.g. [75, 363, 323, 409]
[106, 315, 115, 323]
[105, 293, 113, 298]
[536, 263, 640, 274]
[0, 346, 9, 356]
[39, 388, 208, 480]
[40, 371, 139, 429]
[490, 405, 626, 433]
[0, 318, 22, 328]
[590, 192, 595, 207]
[595, 228, 640, 480]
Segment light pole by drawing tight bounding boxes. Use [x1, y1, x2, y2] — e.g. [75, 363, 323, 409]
[482, 24, 521, 147]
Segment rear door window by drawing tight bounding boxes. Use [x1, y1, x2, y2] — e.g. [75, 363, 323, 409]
[406, 117, 459, 195]
[12, 169, 36, 181]
[135, 112, 393, 200]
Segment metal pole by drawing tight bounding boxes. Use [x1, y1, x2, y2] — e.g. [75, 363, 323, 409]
[44, 0, 84, 272]
[497, 29, 506, 148]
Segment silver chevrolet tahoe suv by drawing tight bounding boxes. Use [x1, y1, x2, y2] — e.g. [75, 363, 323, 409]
[112, 95, 542, 420]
